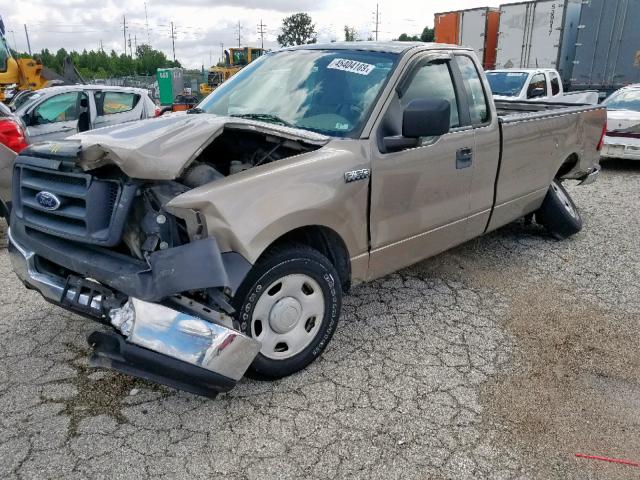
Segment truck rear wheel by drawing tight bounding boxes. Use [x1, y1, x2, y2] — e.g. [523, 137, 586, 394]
[233, 245, 342, 379]
[535, 179, 583, 240]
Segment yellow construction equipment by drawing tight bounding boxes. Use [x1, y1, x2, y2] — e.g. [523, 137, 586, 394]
[0, 18, 69, 102]
[199, 47, 264, 96]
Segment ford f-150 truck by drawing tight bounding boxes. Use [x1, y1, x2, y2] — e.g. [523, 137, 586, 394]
[7, 42, 606, 397]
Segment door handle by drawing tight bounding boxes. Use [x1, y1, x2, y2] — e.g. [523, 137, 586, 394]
[456, 147, 473, 169]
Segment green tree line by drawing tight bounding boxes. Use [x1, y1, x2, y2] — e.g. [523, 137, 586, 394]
[276, 13, 434, 46]
[13, 44, 181, 79]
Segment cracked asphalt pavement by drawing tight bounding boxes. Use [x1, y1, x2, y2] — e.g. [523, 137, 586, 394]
[1, 160, 639, 479]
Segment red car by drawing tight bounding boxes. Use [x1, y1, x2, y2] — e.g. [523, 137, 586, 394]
[0, 101, 28, 153]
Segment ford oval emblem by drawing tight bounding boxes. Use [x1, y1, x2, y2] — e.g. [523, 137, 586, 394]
[35, 191, 61, 211]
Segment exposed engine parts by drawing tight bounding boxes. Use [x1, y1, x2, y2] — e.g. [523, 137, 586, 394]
[177, 127, 319, 187]
[123, 183, 190, 259]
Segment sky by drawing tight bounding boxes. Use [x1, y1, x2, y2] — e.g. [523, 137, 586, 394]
[3, 0, 522, 69]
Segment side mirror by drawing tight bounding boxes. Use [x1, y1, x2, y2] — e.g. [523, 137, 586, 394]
[529, 87, 545, 98]
[403, 98, 451, 138]
[383, 98, 451, 152]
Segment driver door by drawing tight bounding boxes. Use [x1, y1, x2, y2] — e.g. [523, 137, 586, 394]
[368, 55, 475, 279]
[26, 92, 81, 142]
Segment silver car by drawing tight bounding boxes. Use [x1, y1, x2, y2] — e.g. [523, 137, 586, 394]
[13, 85, 158, 143]
[601, 84, 640, 161]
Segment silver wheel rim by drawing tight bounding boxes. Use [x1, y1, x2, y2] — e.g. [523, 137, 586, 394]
[251, 274, 325, 360]
[552, 182, 579, 220]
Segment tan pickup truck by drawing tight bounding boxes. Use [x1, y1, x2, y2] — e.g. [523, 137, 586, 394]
[7, 42, 605, 397]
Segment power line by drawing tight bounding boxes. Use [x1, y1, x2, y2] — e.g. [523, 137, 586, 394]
[257, 20, 266, 49]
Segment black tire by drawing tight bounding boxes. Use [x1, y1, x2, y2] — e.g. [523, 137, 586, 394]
[535, 179, 583, 240]
[232, 244, 342, 380]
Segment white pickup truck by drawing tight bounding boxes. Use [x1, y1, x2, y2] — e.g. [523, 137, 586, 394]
[486, 68, 599, 104]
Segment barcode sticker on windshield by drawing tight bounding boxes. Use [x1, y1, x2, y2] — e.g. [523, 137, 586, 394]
[327, 58, 375, 75]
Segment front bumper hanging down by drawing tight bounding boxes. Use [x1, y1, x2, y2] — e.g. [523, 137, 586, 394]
[8, 229, 261, 398]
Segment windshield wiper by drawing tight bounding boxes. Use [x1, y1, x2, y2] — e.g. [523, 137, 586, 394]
[230, 113, 293, 128]
[187, 107, 205, 114]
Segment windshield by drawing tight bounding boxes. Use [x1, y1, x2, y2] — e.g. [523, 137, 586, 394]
[199, 49, 397, 138]
[604, 89, 640, 111]
[11, 91, 42, 112]
[486, 71, 529, 97]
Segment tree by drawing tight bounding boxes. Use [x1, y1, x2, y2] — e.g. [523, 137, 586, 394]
[13, 45, 181, 79]
[344, 25, 357, 42]
[135, 44, 175, 75]
[277, 13, 317, 47]
[396, 33, 421, 42]
[421, 26, 434, 42]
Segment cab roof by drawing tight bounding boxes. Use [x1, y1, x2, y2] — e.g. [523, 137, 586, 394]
[284, 41, 473, 55]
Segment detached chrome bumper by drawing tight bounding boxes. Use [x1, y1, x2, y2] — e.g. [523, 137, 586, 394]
[8, 229, 260, 396]
[578, 164, 601, 186]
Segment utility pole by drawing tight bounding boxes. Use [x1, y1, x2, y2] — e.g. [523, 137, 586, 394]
[236, 21, 242, 47]
[134, 34, 137, 55]
[9, 30, 17, 51]
[257, 20, 266, 49]
[373, 4, 380, 41]
[170, 22, 176, 62]
[24, 24, 32, 55]
[100, 39, 103, 52]
[123, 15, 127, 55]
[128, 34, 132, 57]
[144, 2, 151, 46]
[220, 42, 224, 64]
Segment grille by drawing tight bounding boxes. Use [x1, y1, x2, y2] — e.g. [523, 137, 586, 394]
[13, 164, 132, 246]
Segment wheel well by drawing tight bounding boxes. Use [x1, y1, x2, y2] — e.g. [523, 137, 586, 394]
[556, 153, 579, 178]
[264, 226, 352, 292]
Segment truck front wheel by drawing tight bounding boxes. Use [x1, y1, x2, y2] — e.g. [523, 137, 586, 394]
[535, 179, 583, 240]
[233, 245, 342, 379]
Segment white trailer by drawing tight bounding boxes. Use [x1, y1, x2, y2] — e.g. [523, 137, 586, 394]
[495, 0, 582, 84]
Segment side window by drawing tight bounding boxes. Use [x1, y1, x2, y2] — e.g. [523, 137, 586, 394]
[527, 74, 547, 98]
[455, 55, 489, 124]
[550, 73, 561, 96]
[97, 92, 140, 115]
[32, 92, 79, 125]
[402, 62, 460, 128]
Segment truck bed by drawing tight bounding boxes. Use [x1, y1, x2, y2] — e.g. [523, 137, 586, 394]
[494, 99, 603, 120]
[486, 99, 606, 233]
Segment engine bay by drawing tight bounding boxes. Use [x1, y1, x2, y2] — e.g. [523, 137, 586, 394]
[178, 127, 321, 188]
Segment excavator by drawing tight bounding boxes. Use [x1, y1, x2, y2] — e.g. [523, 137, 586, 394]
[199, 46, 264, 96]
[0, 16, 82, 103]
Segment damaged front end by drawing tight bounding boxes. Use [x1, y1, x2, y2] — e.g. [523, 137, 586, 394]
[7, 138, 270, 397]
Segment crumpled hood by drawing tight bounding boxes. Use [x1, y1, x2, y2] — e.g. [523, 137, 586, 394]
[68, 113, 330, 180]
[606, 109, 640, 133]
